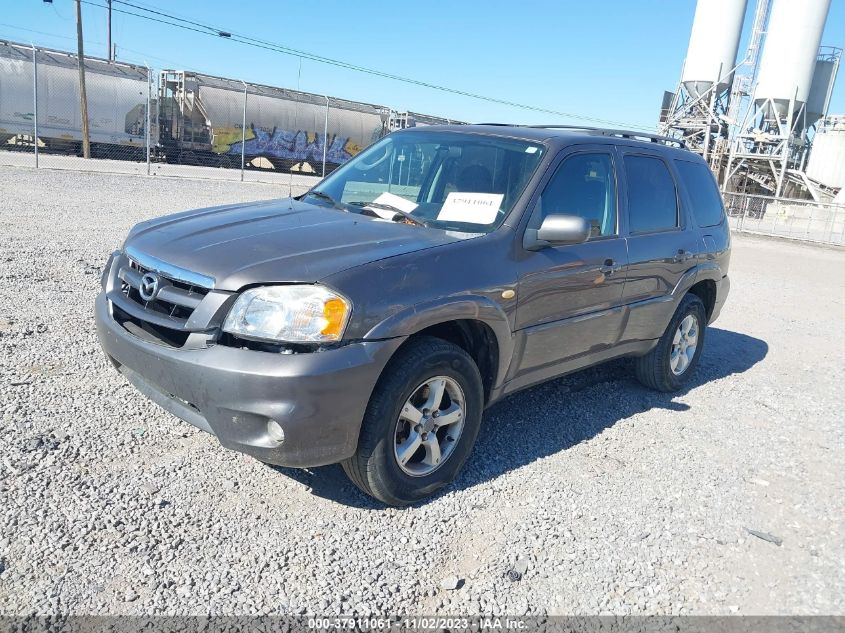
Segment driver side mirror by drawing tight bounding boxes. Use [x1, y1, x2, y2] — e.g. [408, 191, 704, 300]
[525, 214, 591, 250]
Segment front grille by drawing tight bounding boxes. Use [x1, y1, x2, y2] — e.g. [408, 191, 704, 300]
[118, 259, 208, 327]
[123, 259, 209, 321]
[109, 254, 215, 348]
[123, 285, 196, 320]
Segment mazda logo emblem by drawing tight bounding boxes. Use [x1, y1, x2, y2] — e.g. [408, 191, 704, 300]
[139, 272, 160, 302]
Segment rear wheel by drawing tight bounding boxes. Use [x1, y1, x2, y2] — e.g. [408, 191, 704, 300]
[634, 293, 706, 392]
[342, 337, 483, 506]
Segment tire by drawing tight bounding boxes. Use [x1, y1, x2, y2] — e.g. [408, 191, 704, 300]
[634, 293, 707, 392]
[342, 336, 484, 506]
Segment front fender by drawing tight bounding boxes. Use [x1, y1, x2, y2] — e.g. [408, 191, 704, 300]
[364, 295, 515, 392]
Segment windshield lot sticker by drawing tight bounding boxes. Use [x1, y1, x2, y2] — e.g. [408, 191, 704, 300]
[365, 191, 419, 219]
[438, 192, 504, 224]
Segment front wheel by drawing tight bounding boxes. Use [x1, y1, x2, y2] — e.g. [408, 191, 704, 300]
[634, 293, 706, 392]
[342, 337, 484, 506]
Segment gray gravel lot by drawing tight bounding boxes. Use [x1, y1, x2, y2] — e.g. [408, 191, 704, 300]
[0, 150, 322, 188]
[1, 165, 843, 616]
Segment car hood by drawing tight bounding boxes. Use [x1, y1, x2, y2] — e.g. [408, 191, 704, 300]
[123, 197, 466, 291]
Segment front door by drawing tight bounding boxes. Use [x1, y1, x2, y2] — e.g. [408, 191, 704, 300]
[511, 147, 628, 384]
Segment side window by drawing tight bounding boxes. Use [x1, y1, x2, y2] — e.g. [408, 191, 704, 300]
[624, 155, 678, 233]
[675, 160, 725, 227]
[535, 153, 617, 238]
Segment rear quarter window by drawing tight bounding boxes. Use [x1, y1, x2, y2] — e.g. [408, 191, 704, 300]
[675, 160, 725, 227]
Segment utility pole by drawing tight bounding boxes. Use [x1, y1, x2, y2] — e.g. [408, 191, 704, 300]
[107, 0, 112, 61]
[75, 0, 90, 158]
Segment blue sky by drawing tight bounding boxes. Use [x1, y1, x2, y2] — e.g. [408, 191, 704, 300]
[2, 0, 844, 129]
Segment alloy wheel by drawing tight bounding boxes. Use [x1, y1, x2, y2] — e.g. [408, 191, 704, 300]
[670, 314, 699, 375]
[393, 376, 466, 477]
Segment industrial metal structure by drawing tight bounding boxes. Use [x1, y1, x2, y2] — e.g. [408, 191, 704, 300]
[661, 0, 843, 201]
[724, 0, 838, 198]
[659, 0, 748, 170]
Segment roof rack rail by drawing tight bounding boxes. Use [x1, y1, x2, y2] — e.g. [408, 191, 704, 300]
[473, 123, 687, 149]
[529, 125, 687, 148]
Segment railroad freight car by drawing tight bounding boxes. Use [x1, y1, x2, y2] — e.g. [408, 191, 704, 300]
[159, 70, 390, 173]
[388, 111, 458, 130]
[0, 39, 152, 159]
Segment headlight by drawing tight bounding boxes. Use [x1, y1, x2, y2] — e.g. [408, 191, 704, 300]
[222, 285, 351, 343]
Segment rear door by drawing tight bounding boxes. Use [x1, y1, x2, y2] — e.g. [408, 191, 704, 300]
[617, 148, 701, 342]
[511, 146, 628, 383]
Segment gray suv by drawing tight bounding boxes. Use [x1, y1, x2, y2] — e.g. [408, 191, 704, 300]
[96, 125, 730, 505]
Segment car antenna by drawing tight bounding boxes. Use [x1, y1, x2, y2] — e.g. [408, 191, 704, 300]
[288, 58, 303, 201]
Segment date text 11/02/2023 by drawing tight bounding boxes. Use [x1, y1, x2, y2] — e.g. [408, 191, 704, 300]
[307, 617, 528, 630]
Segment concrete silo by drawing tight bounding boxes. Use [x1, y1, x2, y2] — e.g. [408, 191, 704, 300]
[681, 0, 748, 99]
[807, 115, 845, 190]
[660, 0, 749, 166]
[753, 0, 831, 122]
[806, 48, 842, 128]
[723, 0, 840, 197]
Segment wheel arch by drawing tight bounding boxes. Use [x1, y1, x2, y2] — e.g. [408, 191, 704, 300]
[405, 320, 499, 404]
[687, 278, 717, 321]
[365, 296, 514, 405]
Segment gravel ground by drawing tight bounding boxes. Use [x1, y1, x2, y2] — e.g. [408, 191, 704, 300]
[0, 150, 323, 189]
[1, 165, 843, 616]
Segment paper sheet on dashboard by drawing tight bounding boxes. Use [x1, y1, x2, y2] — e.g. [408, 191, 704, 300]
[365, 192, 419, 219]
[437, 192, 503, 224]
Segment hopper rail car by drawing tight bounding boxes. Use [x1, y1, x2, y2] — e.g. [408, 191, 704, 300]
[0, 39, 456, 174]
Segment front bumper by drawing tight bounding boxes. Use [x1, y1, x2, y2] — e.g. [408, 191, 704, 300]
[95, 292, 403, 467]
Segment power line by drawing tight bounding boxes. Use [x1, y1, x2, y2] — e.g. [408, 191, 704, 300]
[76, 0, 650, 129]
[0, 22, 84, 43]
[0, 24, 278, 87]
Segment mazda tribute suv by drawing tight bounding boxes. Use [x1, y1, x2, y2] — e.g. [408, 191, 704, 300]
[96, 124, 730, 505]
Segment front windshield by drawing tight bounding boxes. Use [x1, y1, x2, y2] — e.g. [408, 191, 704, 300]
[306, 131, 546, 233]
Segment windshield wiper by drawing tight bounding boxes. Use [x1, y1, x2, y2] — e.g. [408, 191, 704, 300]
[304, 190, 346, 210]
[349, 201, 429, 227]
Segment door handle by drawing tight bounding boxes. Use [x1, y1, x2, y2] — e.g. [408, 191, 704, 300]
[600, 258, 620, 275]
[673, 249, 693, 263]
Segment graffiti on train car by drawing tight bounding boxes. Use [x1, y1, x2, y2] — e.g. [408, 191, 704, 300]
[224, 125, 368, 164]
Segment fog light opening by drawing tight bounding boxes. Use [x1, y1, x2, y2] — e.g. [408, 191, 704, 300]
[266, 419, 285, 444]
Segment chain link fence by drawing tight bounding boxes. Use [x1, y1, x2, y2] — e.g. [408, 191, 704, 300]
[0, 41, 37, 165]
[0, 40, 153, 173]
[724, 192, 845, 246]
[0, 38, 458, 186]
